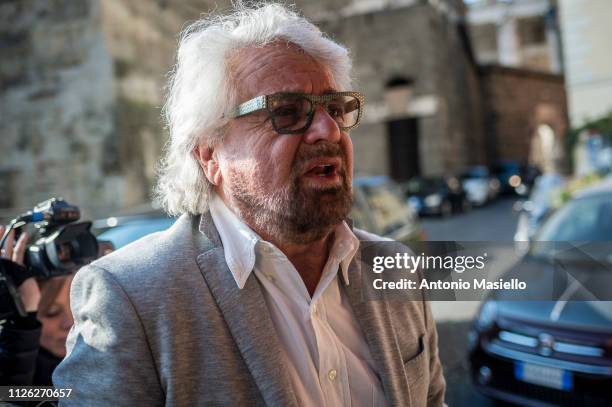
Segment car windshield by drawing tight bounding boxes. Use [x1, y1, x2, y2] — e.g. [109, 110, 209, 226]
[530, 193, 612, 260]
[405, 178, 442, 194]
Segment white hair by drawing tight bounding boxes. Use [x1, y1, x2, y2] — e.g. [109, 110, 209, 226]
[155, 2, 353, 216]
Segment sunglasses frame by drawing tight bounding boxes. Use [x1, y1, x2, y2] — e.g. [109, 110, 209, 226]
[227, 91, 365, 134]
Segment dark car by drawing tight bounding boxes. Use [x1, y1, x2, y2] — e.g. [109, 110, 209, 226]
[469, 179, 612, 406]
[492, 161, 541, 196]
[96, 177, 423, 249]
[402, 176, 470, 217]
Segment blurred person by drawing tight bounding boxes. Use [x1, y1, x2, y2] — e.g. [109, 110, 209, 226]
[0, 226, 74, 386]
[54, 3, 445, 406]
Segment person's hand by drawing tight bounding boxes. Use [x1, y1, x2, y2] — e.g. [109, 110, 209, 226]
[0, 225, 40, 312]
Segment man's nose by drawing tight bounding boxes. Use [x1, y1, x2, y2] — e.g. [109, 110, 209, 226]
[302, 105, 341, 144]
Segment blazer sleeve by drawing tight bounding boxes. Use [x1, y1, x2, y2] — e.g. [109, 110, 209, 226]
[53, 265, 164, 406]
[423, 298, 446, 406]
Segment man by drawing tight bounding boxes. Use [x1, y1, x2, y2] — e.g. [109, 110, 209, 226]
[54, 3, 445, 406]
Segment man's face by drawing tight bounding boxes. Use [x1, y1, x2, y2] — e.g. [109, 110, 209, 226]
[214, 43, 354, 244]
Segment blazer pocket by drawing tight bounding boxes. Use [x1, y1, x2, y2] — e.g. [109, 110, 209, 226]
[402, 334, 425, 367]
[403, 334, 429, 402]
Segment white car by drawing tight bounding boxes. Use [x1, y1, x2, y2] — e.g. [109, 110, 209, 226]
[461, 166, 500, 206]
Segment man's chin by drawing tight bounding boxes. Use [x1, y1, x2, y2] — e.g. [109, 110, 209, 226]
[291, 194, 352, 231]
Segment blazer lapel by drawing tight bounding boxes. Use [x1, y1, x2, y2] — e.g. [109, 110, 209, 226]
[195, 213, 298, 407]
[343, 252, 412, 407]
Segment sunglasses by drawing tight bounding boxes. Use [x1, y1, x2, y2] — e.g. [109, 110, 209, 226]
[227, 91, 365, 134]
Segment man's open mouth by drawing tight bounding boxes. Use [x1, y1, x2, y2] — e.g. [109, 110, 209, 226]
[308, 164, 336, 176]
[303, 158, 342, 178]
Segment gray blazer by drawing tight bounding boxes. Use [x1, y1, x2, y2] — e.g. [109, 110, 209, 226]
[53, 213, 445, 406]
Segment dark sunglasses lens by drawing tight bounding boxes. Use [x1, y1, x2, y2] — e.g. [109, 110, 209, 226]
[269, 95, 312, 131]
[327, 95, 360, 128]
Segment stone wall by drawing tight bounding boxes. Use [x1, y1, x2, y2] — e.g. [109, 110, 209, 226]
[319, 3, 486, 177]
[0, 0, 117, 219]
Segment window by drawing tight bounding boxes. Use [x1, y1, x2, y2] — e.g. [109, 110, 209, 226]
[517, 16, 546, 46]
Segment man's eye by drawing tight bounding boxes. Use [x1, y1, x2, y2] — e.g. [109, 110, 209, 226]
[273, 106, 299, 117]
[327, 105, 344, 118]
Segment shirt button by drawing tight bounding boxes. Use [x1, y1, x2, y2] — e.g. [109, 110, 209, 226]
[328, 369, 337, 382]
[312, 304, 317, 314]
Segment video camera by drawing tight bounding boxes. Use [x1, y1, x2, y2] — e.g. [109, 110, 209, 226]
[0, 198, 99, 321]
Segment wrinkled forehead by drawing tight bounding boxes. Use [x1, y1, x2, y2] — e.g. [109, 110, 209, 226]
[227, 41, 338, 103]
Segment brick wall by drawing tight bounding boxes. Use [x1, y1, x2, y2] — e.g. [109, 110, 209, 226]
[479, 65, 569, 170]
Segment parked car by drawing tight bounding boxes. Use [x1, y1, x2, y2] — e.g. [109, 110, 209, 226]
[461, 166, 500, 206]
[491, 160, 541, 196]
[95, 177, 423, 250]
[469, 179, 612, 406]
[352, 176, 423, 244]
[402, 176, 470, 217]
[514, 173, 566, 242]
[94, 211, 176, 249]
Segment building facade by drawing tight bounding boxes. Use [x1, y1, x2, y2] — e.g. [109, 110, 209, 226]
[315, 0, 487, 180]
[467, 0, 563, 73]
[558, 0, 612, 127]
[1, 0, 572, 218]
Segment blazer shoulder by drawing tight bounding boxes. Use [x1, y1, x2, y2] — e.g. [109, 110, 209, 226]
[89, 214, 209, 286]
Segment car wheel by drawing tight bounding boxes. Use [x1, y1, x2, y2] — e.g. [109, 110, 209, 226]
[441, 200, 452, 218]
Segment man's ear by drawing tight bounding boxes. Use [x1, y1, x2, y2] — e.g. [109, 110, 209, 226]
[193, 144, 222, 186]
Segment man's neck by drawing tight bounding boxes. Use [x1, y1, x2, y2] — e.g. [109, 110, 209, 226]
[270, 232, 334, 297]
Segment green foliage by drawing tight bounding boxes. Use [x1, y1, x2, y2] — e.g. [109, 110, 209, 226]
[552, 172, 603, 207]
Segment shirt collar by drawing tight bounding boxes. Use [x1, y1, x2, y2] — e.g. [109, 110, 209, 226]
[331, 221, 360, 286]
[208, 194, 260, 289]
[208, 194, 360, 289]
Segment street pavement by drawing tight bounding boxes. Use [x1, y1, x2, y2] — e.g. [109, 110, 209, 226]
[420, 196, 519, 406]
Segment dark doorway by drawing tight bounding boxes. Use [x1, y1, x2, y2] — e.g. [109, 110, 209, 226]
[387, 118, 420, 181]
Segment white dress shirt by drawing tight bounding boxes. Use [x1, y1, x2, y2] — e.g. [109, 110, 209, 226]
[209, 195, 387, 407]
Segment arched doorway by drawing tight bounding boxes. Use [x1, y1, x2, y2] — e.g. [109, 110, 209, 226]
[529, 123, 558, 173]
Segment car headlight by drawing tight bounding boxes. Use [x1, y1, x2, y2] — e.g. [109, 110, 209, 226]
[509, 175, 521, 188]
[477, 300, 498, 330]
[425, 194, 442, 207]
